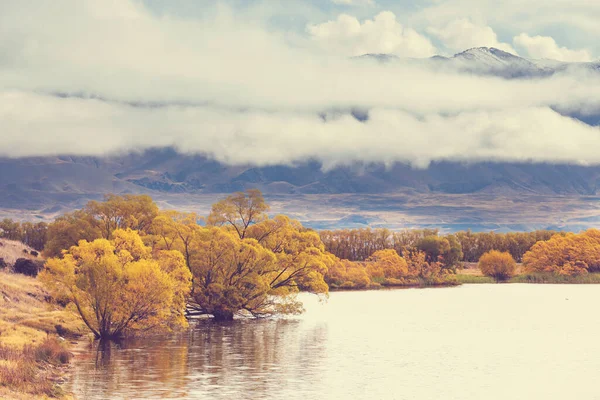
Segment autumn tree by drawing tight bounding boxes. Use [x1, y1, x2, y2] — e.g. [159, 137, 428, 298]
[44, 195, 160, 258]
[365, 249, 408, 283]
[478, 250, 517, 282]
[189, 215, 330, 321]
[207, 189, 269, 239]
[44, 210, 103, 258]
[41, 229, 192, 339]
[325, 258, 370, 289]
[0, 218, 23, 241]
[150, 211, 204, 269]
[85, 194, 159, 239]
[522, 230, 600, 275]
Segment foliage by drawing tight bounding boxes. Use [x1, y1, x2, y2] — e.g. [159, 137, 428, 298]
[320, 227, 558, 265]
[478, 250, 517, 282]
[366, 249, 408, 281]
[13, 258, 43, 277]
[0, 219, 48, 251]
[207, 189, 269, 239]
[85, 194, 159, 239]
[456, 230, 559, 262]
[325, 258, 370, 289]
[41, 229, 191, 339]
[188, 214, 330, 320]
[522, 229, 600, 275]
[44, 194, 158, 258]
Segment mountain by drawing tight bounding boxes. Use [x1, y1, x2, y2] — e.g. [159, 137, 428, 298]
[3, 149, 600, 199]
[361, 47, 600, 78]
[2, 47, 600, 231]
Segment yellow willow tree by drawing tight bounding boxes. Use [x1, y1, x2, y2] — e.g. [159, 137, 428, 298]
[41, 229, 192, 339]
[150, 211, 204, 269]
[189, 224, 330, 321]
[207, 189, 269, 239]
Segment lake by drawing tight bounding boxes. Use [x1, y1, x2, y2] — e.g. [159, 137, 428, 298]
[69, 284, 600, 399]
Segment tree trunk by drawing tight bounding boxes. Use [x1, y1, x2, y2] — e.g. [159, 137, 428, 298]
[212, 311, 234, 321]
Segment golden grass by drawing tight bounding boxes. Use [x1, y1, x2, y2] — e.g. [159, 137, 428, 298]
[0, 239, 40, 266]
[0, 337, 73, 398]
[0, 270, 84, 347]
[0, 270, 85, 399]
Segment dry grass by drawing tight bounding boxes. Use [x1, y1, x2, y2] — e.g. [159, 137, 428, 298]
[0, 269, 85, 399]
[0, 270, 84, 348]
[0, 337, 72, 398]
[0, 239, 40, 266]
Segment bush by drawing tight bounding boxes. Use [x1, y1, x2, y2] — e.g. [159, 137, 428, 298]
[13, 258, 43, 277]
[33, 337, 72, 365]
[0, 258, 7, 270]
[478, 250, 516, 282]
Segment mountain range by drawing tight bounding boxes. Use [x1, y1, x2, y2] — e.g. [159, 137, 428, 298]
[2, 47, 600, 231]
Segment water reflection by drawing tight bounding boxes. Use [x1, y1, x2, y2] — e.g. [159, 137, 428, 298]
[71, 286, 600, 400]
[71, 318, 328, 399]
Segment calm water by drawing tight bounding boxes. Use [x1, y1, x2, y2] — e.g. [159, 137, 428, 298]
[69, 285, 600, 400]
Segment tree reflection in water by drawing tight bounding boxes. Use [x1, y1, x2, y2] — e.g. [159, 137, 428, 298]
[70, 318, 328, 399]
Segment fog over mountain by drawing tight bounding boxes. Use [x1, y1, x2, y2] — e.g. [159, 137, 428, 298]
[1, 1, 600, 230]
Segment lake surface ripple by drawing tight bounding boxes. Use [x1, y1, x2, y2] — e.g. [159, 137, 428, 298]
[69, 284, 600, 399]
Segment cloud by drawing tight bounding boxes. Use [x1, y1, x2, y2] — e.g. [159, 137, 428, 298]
[331, 0, 375, 6]
[2, 91, 600, 169]
[0, 1, 599, 169]
[427, 19, 516, 54]
[513, 33, 593, 62]
[307, 11, 437, 57]
[412, 0, 600, 58]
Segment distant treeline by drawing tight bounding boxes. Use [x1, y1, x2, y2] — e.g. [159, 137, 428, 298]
[2, 216, 561, 265]
[0, 219, 48, 251]
[319, 228, 560, 264]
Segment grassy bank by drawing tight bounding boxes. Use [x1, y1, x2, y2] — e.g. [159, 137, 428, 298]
[511, 272, 600, 284]
[0, 270, 85, 399]
[456, 271, 600, 284]
[455, 274, 496, 284]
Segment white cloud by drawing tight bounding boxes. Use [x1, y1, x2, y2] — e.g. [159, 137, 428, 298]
[0, 1, 599, 168]
[331, 0, 375, 6]
[307, 11, 437, 57]
[2, 91, 600, 169]
[427, 19, 516, 54]
[513, 33, 593, 62]
[413, 0, 600, 58]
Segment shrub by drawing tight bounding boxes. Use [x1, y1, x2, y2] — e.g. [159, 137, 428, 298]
[0, 257, 7, 270]
[13, 258, 43, 277]
[478, 250, 517, 282]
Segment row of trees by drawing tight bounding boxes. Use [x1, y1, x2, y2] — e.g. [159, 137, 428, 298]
[475, 229, 600, 281]
[0, 218, 48, 250]
[320, 228, 558, 265]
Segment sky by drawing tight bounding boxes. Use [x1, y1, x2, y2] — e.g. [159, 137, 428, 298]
[0, 0, 599, 167]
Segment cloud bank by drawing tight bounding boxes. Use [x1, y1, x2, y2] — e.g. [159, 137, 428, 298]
[0, 1, 599, 169]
